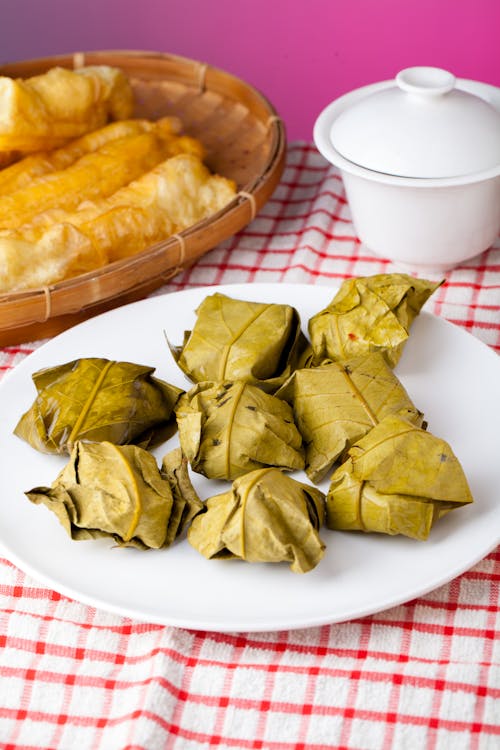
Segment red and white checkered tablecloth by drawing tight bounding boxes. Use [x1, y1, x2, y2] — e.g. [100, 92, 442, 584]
[0, 143, 499, 749]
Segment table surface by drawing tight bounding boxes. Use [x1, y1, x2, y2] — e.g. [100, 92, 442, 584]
[1, 142, 499, 750]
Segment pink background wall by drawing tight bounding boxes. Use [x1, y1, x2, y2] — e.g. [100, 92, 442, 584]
[1, 0, 499, 141]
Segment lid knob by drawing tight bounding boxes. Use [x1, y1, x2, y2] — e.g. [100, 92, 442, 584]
[396, 67, 456, 97]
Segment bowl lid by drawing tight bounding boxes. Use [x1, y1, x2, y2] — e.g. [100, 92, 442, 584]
[329, 67, 500, 178]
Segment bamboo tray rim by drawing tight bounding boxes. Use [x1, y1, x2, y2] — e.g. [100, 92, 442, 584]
[0, 49, 287, 341]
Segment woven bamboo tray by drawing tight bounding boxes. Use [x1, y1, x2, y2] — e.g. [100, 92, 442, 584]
[0, 50, 286, 345]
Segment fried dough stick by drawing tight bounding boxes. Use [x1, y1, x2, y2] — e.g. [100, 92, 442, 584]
[78, 152, 237, 262]
[0, 154, 237, 291]
[0, 117, 182, 195]
[0, 65, 134, 154]
[0, 120, 204, 230]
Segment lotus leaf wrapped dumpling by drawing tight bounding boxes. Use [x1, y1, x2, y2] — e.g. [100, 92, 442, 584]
[25, 442, 202, 549]
[188, 467, 326, 573]
[175, 380, 305, 480]
[14, 358, 183, 454]
[170, 293, 308, 392]
[276, 352, 424, 483]
[326, 414, 474, 540]
[308, 273, 442, 367]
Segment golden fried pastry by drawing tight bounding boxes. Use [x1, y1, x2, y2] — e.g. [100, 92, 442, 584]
[0, 223, 108, 292]
[81, 152, 237, 262]
[0, 151, 18, 169]
[0, 154, 236, 291]
[0, 65, 134, 153]
[0, 119, 204, 230]
[0, 117, 182, 195]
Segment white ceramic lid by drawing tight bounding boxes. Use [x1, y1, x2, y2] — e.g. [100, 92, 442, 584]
[329, 67, 500, 178]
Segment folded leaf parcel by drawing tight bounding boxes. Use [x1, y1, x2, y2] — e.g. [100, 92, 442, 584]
[14, 274, 473, 573]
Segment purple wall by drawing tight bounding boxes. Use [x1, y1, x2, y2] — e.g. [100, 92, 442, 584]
[1, 0, 499, 140]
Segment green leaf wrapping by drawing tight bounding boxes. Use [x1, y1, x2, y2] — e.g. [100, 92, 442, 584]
[308, 273, 442, 367]
[276, 352, 424, 483]
[175, 380, 305, 480]
[14, 358, 183, 454]
[25, 441, 203, 549]
[188, 467, 326, 573]
[326, 415, 474, 540]
[170, 293, 309, 392]
[161, 447, 204, 545]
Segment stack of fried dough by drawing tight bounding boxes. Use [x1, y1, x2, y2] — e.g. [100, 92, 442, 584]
[0, 65, 237, 293]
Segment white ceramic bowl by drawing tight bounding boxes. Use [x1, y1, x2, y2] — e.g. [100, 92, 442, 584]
[314, 73, 500, 273]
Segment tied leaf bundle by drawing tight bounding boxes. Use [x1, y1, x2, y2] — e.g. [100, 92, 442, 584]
[326, 414, 474, 540]
[277, 352, 423, 483]
[308, 273, 442, 367]
[170, 293, 308, 392]
[14, 358, 183, 454]
[188, 467, 326, 573]
[175, 380, 305, 481]
[26, 442, 202, 549]
[16, 275, 477, 566]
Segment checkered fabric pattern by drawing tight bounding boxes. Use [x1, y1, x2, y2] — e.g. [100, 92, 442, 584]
[0, 143, 499, 750]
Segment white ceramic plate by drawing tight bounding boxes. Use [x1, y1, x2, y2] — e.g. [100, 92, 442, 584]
[0, 283, 498, 633]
